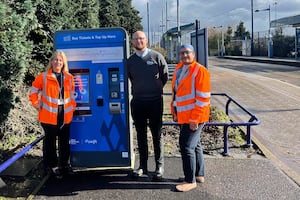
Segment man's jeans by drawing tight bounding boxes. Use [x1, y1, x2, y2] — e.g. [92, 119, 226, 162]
[179, 123, 205, 183]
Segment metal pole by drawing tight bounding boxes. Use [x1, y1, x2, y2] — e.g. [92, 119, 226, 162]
[268, 4, 271, 57]
[166, 1, 168, 31]
[147, 1, 150, 46]
[251, 0, 254, 56]
[195, 20, 199, 62]
[221, 28, 224, 57]
[177, 0, 181, 45]
[177, 0, 181, 61]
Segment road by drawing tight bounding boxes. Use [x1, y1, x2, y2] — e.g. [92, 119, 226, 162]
[209, 57, 300, 185]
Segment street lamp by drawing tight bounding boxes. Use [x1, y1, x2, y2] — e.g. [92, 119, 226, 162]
[255, 5, 272, 58]
[213, 26, 224, 57]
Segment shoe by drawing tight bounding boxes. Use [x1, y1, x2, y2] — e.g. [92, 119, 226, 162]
[175, 182, 197, 192]
[52, 168, 63, 179]
[178, 176, 204, 183]
[153, 166, 164, 180]
[196, 176, 205, 183]
[62, 166, 74, 175]
[132, 168, 148, 177]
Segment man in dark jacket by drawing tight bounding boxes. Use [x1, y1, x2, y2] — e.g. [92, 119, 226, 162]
[127, 31, 168, 180]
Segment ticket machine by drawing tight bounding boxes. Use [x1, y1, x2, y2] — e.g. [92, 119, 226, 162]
[54, 28, 133, 169]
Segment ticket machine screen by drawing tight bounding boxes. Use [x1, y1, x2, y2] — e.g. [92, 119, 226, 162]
[70, 68, 91, 115]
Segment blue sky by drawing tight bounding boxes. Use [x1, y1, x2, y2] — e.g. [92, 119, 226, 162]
[132, 0, 300, 43]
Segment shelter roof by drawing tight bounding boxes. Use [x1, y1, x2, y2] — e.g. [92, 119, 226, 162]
[270, 14, 300, 28]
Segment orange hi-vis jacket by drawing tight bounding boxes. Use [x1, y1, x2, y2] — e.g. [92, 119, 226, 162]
[171, 61, 211, 124]
[29, 69, 76, 125]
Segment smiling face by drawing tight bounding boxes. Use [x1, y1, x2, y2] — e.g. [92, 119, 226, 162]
[132, 31, 148, 52]
[51, 54, 64, 73]
[179, 48, 195, 65]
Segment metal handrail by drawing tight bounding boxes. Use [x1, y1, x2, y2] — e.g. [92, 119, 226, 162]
[163, 92, 261, 156]
[0, 135, 44, 174]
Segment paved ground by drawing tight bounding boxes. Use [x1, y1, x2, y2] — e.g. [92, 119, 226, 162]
[33, 156, 300, 200]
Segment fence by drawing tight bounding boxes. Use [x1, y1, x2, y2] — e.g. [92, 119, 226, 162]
[163, 92, 260, 156]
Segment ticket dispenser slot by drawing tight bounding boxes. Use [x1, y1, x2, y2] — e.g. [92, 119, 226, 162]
[109, 68, 120, 99]
[109, 102, 121, 114]
[108, 68, 121, 114]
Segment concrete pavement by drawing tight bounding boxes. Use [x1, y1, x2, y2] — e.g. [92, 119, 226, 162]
[33, 156, 300, 200]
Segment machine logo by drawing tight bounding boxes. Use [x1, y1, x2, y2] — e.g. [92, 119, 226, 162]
[84, 139, 98, 144]
[70, 138, 80, 145]
[63, 35, 71, 42]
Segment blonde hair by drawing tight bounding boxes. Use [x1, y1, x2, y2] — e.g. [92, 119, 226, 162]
[46, 51, 69, 72]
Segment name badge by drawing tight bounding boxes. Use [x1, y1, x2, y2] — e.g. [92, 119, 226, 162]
[58, 99, 64, 105]
[146, 60, 154, 65]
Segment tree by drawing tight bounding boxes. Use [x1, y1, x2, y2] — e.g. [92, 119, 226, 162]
[272, 28, 295, 57]
[0, 0, 37, 124]
[74, 0, 99, 29]
[99, 0, 120, 27]
[207, 28, 220, 56]
[117, 0, 142, 37]
[224, 26, 233, 55]
[234, 21, 250, 40]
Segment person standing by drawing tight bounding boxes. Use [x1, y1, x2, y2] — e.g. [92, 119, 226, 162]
[29, 51, 76, 179]
[171, 44, 211, 192]
[127, 31, 168, 180]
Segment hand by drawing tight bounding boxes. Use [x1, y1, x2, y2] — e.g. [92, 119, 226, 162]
[34, 104, 41, 110]
[189, 123, 198, 131]
[173, 115, 178, 122]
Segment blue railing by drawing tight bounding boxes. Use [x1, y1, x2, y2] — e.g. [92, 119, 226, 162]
[0, 135, 44, 174]
[163, 92, 261, 156]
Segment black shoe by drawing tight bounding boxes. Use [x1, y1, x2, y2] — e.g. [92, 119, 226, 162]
[52, 168, 63, 179]
[132, 168, 148, 177]
[62, 166, 74, 175]
[153, 166, 164, 180]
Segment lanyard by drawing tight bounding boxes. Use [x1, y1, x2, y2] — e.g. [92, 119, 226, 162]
[58, 74, 63, 99]
[54, 72, 64, 101]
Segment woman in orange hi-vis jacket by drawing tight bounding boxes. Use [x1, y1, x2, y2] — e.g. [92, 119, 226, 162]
[29, 51, 76, 179]
[171, 44, 211, 192]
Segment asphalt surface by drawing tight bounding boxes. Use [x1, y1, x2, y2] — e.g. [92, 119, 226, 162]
[30, 56, 300, 200]
[32, 156, 299, 200]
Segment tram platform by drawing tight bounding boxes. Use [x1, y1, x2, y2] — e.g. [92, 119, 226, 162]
[33, 156, 300, 200]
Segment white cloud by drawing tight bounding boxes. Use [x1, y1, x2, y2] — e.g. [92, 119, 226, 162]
[131, 0, 300, 44]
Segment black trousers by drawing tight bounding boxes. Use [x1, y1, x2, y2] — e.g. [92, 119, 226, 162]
[130, 97, 164, 170]
[41, 121, 70, 169]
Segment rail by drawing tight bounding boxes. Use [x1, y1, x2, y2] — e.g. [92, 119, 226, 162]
[163, 92, 261, 156]
[0, 135, 44, 175]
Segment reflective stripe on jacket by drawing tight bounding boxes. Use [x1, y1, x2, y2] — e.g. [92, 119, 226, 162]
[171, 61, 211, 124]
[29, 69, 76, 125]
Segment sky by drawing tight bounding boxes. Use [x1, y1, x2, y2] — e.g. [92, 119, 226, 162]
[131, 0, 300, 44]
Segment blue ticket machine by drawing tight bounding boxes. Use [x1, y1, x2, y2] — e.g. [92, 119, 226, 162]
[54, 28, 133, 169]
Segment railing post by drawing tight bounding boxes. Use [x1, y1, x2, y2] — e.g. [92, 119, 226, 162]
[246, 125, 253, 147]
[222, 125, 230, 156]
[225, 99, 231, 115]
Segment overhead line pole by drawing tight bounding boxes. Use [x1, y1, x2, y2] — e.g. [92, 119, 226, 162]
[147, 1, 150, 46]
[251, 0, 254, 56]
